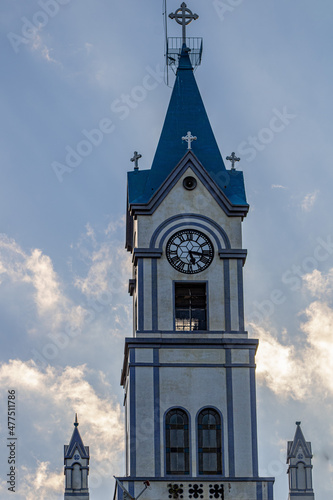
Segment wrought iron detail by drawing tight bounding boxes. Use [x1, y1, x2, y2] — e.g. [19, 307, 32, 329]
[188, 483, 204, 499]
[168, 483, 184, 499]
[209, 484, 224, 499]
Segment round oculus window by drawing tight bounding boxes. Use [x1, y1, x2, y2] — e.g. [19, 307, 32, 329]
[183, 176, 197, 190]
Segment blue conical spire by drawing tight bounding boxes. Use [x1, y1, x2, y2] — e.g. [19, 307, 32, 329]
[64, 414, 89, 459]
[142, 46, 226, 199]
[287, 421, 312, 459]
[127, 46, 248, 208]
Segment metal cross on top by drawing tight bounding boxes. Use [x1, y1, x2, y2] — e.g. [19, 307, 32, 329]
[169, 2, 199, 45]
[131, 151, 142, 170]
[182, 131, 197, 150]
[226, 152, 241, 170]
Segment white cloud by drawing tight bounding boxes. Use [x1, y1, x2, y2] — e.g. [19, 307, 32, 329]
[0, 234, 81, 331]
[18, 462, 62, 500]
[74, 220, 131, 298]
[271, 184, 287, 189]
[252, 323, 310, 399]
[300, 300, 333, 394]
[0, 234, 29, 282]
[301, 189, 319, 212]
[0, 360, 123, 499]
[26, 249, 63, 314]
[30, 32, 59, 65]
[302, 268, 333, 298]
[0, 235, 62, 312]
[252, 268, 333, 399]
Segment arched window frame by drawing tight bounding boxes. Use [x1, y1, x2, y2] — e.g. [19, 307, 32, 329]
[165, 408, 190, 475]
[296, 461, 307, 490]
[197, 407, 223, 475]
[71, 462, 82, 490]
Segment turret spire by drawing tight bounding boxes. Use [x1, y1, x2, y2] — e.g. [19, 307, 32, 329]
[287, 422, 315, 500]
[64, 416, 90, 499]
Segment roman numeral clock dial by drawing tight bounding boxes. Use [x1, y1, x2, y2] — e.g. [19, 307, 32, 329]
[166, 230, 214, 274]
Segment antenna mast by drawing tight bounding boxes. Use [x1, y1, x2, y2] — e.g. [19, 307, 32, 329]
[163, 0, 170, 86]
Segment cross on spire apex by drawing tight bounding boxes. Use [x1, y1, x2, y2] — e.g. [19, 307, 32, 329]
[169, 2, 199, 45]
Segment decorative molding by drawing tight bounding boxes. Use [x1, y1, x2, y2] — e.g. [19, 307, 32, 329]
[150, 214, 231, 250]
[226, 349, 235, 476]
[133, 248, 163, 265]
[114, 476, 275, 482]
[153, 349, 161, 477]
[129, 349, 136, 476]
[128, 279, 136, 296]
[137, 259, 144, 332]
[237, 260, 245, 332]
[219, 249, 247, 264]
[224, 260, 231, 332]
[250, 350, 259, 476]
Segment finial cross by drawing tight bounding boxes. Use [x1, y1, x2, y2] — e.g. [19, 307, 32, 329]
[169, 2, 199, 45]
[226, 152, 241, 170]
[131, 151, 142, 170]
[182, 131, 197, 150]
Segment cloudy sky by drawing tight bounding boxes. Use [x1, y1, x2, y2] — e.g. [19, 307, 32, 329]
[1, 1, 333, 498]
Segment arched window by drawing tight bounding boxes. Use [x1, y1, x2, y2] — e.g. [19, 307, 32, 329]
[198, 408, 222, 475]
[72, 463, 81, 489]
[166, 409, 190, 475]
[297, 462, 307, 490]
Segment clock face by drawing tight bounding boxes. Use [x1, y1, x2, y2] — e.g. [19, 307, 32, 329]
[166, 229, 214, 274]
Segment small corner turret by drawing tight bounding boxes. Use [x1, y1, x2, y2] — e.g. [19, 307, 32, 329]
[287, 421, 315, 500]
[64, 414, 90, 500]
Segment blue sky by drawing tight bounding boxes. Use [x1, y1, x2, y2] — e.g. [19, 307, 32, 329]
[0, 0, 333, 498]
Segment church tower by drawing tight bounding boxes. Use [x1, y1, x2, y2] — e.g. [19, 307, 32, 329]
[287, 422, 315, 500]
[115, 3, 274, 499]
[64, 414, 90, 500]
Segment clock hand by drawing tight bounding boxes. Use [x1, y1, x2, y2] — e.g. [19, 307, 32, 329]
[189, 250, 204, 256]
[188, 251, 196, 264]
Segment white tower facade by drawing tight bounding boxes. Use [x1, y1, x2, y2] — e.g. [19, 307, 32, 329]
[115, 6, 274, 500]
[287, 422, 315, 500]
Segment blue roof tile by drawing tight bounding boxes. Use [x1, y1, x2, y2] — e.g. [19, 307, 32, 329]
[128, 46, 247, 207]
